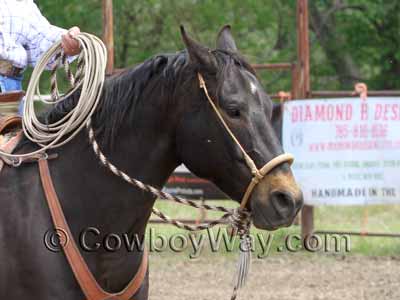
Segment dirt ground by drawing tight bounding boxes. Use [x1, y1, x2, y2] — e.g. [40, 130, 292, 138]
[149, 254, 400, 300]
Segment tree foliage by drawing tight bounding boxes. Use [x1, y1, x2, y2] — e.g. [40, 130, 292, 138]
[34, 0, 399, 94]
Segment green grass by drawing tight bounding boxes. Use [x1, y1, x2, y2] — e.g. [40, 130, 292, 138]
[146, 200, 400, 258]
[315, 205, 400, 256]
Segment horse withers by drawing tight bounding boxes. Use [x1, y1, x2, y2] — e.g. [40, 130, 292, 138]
[0, 26, 303, 299]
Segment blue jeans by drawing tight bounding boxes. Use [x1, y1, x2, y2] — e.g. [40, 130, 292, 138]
[0, 74, 24, 115]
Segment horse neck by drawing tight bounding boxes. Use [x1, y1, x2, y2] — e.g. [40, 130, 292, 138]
[45, 98, 179, 239]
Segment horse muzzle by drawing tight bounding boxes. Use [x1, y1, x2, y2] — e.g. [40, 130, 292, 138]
[250, 170, 304, 230]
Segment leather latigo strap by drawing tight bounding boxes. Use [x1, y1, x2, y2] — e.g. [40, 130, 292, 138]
[38, 159, 147, 300]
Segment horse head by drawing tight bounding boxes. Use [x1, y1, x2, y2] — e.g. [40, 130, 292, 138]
[175, 26, 303, 230]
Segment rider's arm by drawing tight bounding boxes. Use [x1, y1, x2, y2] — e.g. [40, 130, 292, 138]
[24, 2, 80, 69]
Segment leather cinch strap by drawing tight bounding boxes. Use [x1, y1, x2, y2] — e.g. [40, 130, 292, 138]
[38, 158, 147, 300]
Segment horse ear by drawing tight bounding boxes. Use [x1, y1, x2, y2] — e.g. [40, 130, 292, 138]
[180, 25, 217, 71]
[216, 25, 238, 52]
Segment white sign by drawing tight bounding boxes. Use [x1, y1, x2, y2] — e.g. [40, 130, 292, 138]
[282, 97, 400, 205]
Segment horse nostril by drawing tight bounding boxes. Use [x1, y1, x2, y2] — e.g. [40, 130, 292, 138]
[270, 190, 295, 219]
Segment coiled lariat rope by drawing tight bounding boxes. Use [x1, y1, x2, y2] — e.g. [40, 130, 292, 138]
[0, 33, 107, 160]
[0, 33, 294, 300]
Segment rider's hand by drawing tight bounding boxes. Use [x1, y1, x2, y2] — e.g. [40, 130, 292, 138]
[61, 26, 81, 56]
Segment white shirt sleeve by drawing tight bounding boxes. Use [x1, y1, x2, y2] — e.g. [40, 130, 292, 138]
[24, 2, 66, 69]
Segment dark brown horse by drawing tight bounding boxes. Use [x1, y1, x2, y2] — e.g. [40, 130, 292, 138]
[0, 26, 303, 299]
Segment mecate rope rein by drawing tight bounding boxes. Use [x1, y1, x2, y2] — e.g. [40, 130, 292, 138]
[0, 33, 294, 300]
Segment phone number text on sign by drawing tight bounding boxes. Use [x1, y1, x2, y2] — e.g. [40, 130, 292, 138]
[282, 98, 400, 205]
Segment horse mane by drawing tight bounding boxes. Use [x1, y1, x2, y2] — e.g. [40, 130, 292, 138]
[43, 49, 255, 148]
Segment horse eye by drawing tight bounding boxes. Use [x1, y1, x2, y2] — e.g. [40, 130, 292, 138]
[227, 108, 241, 118]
